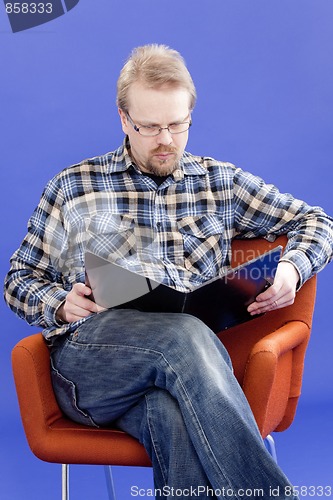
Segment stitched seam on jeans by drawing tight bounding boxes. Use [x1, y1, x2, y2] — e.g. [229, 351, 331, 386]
[156, 351, 238, 495]
[144, 394, 168, 486]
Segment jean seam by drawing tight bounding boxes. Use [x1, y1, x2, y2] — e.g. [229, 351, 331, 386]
[144, 393, 168, 487]
[50, 358, 100, 428]
[156, 352, 239, 498]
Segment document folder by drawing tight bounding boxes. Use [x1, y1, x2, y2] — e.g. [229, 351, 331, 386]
[85, 245, 282, 332]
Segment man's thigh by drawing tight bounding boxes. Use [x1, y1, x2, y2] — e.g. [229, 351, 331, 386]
[51, 309, 224, 424]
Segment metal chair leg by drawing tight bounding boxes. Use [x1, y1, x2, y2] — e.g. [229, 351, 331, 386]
[62, 464, 69, 500]
[104, 465, 117, 500]
[264, 434, 278, 463]
[61, 463, 116, 500]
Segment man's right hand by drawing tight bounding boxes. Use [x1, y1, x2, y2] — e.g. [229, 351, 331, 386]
[56, 283, 106, 323]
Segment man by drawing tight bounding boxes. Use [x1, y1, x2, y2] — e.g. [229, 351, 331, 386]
[5, 45, 333, 499]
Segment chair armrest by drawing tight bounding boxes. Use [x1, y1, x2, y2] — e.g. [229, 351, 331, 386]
[12, 333, 152, 466]
[12, 334, 63, 443]
[242, 320, 310, 438]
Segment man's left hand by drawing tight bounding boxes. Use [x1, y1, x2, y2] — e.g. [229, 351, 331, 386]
[247, 261, 300, 316]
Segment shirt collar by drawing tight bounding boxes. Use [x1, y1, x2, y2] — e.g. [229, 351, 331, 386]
[105, 137, 207, 178]
[181, 151, 207, 176]
[105, 137, 135, 174]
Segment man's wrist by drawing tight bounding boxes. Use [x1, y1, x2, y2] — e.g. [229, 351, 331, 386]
[279, 251, 308, 290]
[277, 260, 300, 289]
[55, 301, 67, 325]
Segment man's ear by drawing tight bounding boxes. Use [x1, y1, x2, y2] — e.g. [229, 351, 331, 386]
[118, 108, 129, 134]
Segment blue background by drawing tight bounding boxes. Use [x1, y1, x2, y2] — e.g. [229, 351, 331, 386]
[1, 1, 332, 498]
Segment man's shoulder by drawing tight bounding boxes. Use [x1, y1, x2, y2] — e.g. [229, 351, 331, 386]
[183, 151, 237, 174]
[41, 148, 123, 200]
[57, 150, 118, 179]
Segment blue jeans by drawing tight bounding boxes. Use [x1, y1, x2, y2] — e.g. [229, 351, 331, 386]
[50, 309, 298, 500]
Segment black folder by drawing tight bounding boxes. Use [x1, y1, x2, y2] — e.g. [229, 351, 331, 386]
[85, 246, 282, 332]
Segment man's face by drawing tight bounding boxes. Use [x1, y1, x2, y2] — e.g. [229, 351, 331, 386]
[119, 82, 191, 176]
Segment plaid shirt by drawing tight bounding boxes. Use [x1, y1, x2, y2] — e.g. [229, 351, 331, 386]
[4, 138, 333, 340]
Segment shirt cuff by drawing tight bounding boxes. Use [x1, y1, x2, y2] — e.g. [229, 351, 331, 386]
[43, 287, 68, 327]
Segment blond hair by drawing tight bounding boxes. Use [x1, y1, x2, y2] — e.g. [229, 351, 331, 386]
[117, 44, 197, 112]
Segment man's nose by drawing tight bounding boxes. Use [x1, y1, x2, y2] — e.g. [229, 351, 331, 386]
[156, 128, 173, 146]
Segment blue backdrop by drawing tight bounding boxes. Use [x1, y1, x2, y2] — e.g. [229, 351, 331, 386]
[1, 1, 332, 498]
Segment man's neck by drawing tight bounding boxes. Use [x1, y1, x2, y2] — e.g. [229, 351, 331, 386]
[140, 171, 169, 186]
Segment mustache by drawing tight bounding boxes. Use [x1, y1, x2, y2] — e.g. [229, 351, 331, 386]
[151, 146, 177, 154]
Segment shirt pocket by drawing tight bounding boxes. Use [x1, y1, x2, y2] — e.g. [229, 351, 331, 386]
[177, 214, 225, 277]
[85, 213, 136, 262]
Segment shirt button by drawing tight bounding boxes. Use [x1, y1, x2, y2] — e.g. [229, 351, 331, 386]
[156, 222, 162, 229]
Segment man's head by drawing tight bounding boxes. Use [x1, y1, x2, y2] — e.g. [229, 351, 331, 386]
[117, 45, 197, 176]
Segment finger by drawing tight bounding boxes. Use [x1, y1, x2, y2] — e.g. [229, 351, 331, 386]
[72, 282, 93, 297]
[68, 295, 99, 314]
[248, 295, 279, 312]
[247, 284, 279, 313]
[65, 285, 100, 319]
[66, 302, 107, 322]
[95, 304, 107, 313]
[72, 284, 106, 312]
[70, 283, 98, 309]
[63, 300, 94, 321]
[254, 279, 282, 303]
[248, 299, 281, 316]
[248, 290, 294, 315]
[65, 302, 98, 322]
[64, 311, 88, 323]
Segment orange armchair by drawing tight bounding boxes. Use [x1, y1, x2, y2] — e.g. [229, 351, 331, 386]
[11, 236, 316, 499]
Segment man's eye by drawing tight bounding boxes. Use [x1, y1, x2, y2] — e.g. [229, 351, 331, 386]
[143, 126, 160, 134]
[169, 123, 187, 133]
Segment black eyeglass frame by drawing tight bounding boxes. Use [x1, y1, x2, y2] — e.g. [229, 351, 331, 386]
[126, 112, 192, 137]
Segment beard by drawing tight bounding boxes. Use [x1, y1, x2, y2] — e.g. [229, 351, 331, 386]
[145, 146, 181, 176]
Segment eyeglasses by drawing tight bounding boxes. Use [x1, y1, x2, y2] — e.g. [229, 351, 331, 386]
[126, 112, 192, 137]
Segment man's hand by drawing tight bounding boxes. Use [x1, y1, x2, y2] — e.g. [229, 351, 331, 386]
[56, 283, 106, 324]
[247, 261, 300, 316]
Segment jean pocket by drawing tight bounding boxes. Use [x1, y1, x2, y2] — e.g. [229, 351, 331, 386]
[50, 359, 99, 428]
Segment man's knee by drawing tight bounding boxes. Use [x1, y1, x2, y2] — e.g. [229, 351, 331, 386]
[164, 313, 225, 353]
[163, 313, 212, 341]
